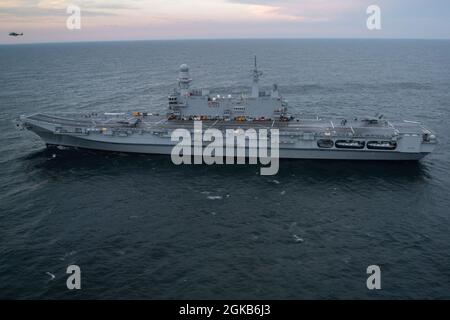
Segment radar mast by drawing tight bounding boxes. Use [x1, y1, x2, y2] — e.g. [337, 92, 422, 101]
[178, 64, 192, 96]
[251, 56, 263, 98]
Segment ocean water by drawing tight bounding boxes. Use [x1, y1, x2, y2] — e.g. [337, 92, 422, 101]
[0, 39, 450, 299]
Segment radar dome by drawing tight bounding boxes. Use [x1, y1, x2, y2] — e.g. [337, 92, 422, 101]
[179, 64, 189, 72]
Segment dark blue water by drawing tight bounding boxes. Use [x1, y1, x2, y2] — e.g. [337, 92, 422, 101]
[1, 39, 450, 299]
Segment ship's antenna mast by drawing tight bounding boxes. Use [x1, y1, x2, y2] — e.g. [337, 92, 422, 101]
[251, 55, 263, 98]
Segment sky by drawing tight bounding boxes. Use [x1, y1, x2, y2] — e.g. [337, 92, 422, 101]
[0, 0, 449, 43]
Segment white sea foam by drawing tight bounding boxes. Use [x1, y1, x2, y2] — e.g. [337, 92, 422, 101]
[46, 272, 55, 280]
[207, 196, 222, 200]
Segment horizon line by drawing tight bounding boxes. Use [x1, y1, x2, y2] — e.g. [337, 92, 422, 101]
[2, 36, 450, 46]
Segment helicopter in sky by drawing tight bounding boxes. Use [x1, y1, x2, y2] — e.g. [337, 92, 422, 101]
[9, 32, 24, 37]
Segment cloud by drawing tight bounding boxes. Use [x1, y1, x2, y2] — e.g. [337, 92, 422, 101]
[228, 0, 364, 22]
[0, 0, 141, 18]
[0, 7, 115, 18]
[1, 0, 449, 43]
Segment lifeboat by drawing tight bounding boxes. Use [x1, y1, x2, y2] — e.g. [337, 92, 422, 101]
[335, 140, 365, 149]
[317, 139, 334, 148]
[367, 141, 397, 150]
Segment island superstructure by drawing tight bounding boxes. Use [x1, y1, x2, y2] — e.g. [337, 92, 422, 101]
[16, 58, 437, 160]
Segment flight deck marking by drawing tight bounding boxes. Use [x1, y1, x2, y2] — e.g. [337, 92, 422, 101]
[404, 120, 420, 124]
[208, 119, 219, 129]
[154, 119, 166, 125]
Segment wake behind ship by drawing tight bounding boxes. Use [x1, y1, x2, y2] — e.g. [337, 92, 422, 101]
[16, 58, 437, 160]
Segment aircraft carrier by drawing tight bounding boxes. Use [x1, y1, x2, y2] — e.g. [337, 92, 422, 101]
[16, 58, 437, 160]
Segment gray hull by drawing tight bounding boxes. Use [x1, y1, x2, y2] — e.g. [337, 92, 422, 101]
[35, 128, 427, 161]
